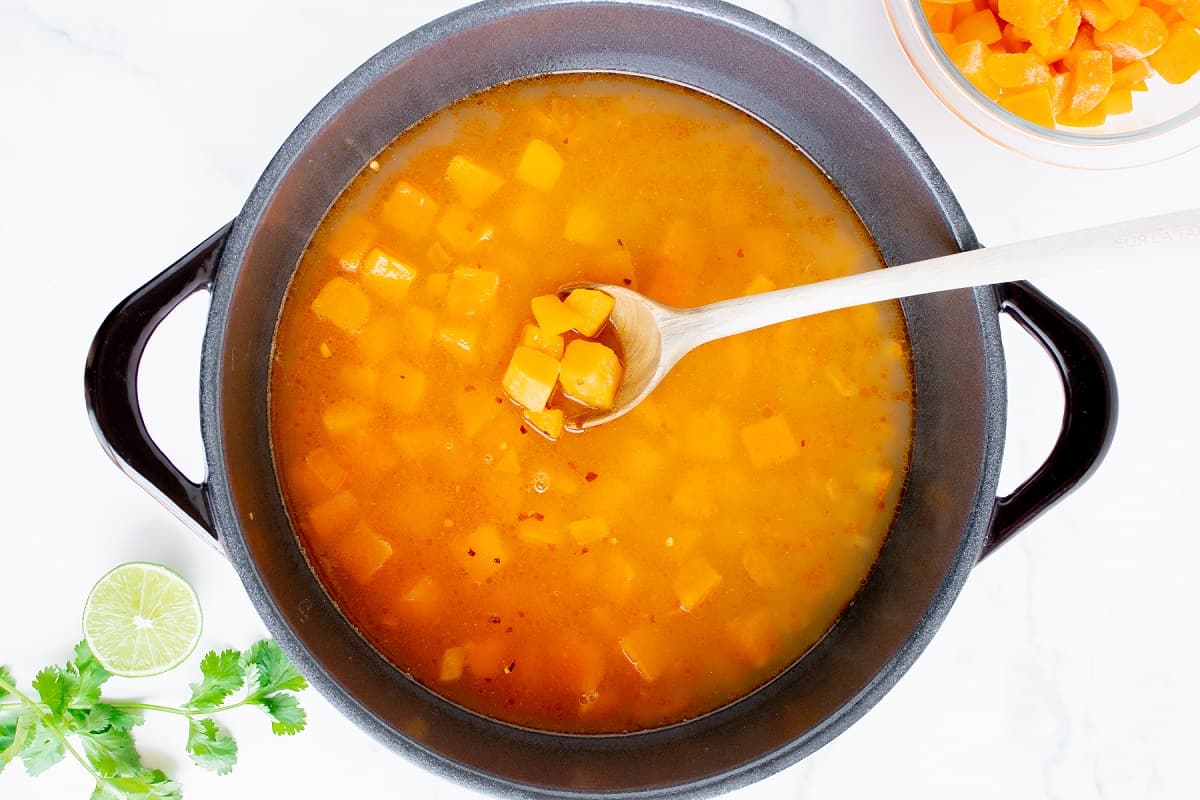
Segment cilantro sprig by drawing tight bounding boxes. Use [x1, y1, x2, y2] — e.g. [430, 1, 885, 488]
[0, 639, 307, 798]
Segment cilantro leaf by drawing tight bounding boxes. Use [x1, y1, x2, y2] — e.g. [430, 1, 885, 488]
[66, 641, 111, 708]
[91, 769, 182, 800]
[256, 693, 306, 735]
[32, 667, 68, 717]
[185, 717, 238, 775]
[22, 720, 65, 776]
[0, 666, 13, 698]
[244, 640, 307, 695]
[79, 726, 142, 777]
[186, 649, 245, 710]
[0, 710, 30, 775]
[72, 703, 143, 735]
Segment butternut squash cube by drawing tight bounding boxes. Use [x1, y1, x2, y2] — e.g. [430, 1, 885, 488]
[558, 340, 622, 410]
[951, 40, 1003, 98]
[502, 346, 561, 412]
[567, 517, 610, 545]
[1149, 21, 1200, 83]
[954, 8, 1003, 44]
[742, 547, 782, 589]
[740, 413, 800, 469]
[1095, 7, 1170, 60]
[424, 272, 451, 302]
[324, 215, 376, 271]
[999, 85, 1057, 127]
[400, 306, 436, 353]
[674, 557, 722, 611]
[381, 180, 439, 240]
[321, 398, 373, 435]
[1066, 49, 1114, 117]
[338, 364, 378, 401]
[304, 447, 347, 492]
[516, 138, 565, 191]
[563, 289, 615, 336]
[446, 267, 501, 317]
[728, 611, 781, 668]
[985, 51, 1052, 89]
[435, 206, 494, 253]
[311, 277, 370, 333]
[924, 2, 956, 34]
[508, 193, 553, 243]
[520, 323, 565, 360]
[435, 324, 480, 364]
[360, 247, 417, 306]
[517, 515, 563, 545]
[465, 637, 509, 679]
[1079, 0, 1120, 31]
[454, 387, 502, 438]
[999, 0, 1068, 30]
[454, 524, 508, 583]
[523, 407, 566, 440]
[389, 575, 439, 623]
[682, 407, 735, 461]
[531, 294, 585, 336]
[439, 646, 466, 682]
[495, 450, 521, 476]
[1112, 58, 1153, 88]
[337, 522, 393, 583]
[935, 31, 959, 51]
[308, 490, 358, 540]
[619, 626, 670, 682]
[1099, 0, 1141, 20]
[378, 360, 427, 414]
[1101, 87, 1135, 113]
[355, 316, 402, 363]
[564, 205, 607, 246]
[446, 155, 505, 209]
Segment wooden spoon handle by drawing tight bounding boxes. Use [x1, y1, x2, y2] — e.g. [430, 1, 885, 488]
[679, 208, 1200, 344]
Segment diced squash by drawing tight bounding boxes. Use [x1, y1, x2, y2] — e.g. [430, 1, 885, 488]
[354, 316, 402, 363]
[674, 557, 722, 611]
[381, 181, 439, 240]
[338, 364, 378, 401]
[399, 306, 436, 353]
[439, 647, 466, 682]
[999, 0, 1069, 30]
[1049, 72, 1074, 116]
[311, 277, 370, 333]
[324, 216, 377, 271]
[336, 522, 393, 583]
[517, 515, 563, 545]
[322, 398, 372, 434]
[741, 274, 777, 296]
[1065, 49, 1114, 116]
[740, 413, 800, 469]
[496, 450, 521, 475]
[531, 294, 586, 335]
[599, 556, 636, 603]
[1112, 58, 1153, 87]
[681, 407, 735, 461]
[1101, 87, 1135, 113]
[558, 340, 623, 410]
[508, 193, 553, 242]
[395, 575, 439, 621]
[563, 289, 615, 336]
[999, 85, 1057, 126]
[435, 324, 480, 364]
[1095, 7, 1171, 60]
[435, 206, 494, 253]
[360, 247, 417, 306]
[728, 611, 781, 668]
[742, 547, 782, 589]
[502, 346, 562, 412]
[924, 1, 957, 33]
[619, 626, 670, 682]
[304, 447, 347, 492]
[523, 407, 566, 440]
[1063, 103, 1110, 125]
[308, 490, 358, 539]
[564, 205, 607, 246]
[671, 469, 718, 520]
[661, 218, 709, 270]
[378, 360, 428, 414]
[454, 387, 502, 438]
[454, 524, 508, 583]
[1149, 21, 1200, 82]
[516, 138, 565, 191]
[567, 517, 610, 545]
[446, 267, 501, 317]
[1079, 0, 1121, 30]
[424, 272, 451, 302]
[954, 8, 1004, 43]
[986, 51, 1053, 88]
[446, 155, 505, 209]
[1099, 0, 1141, 20]
[951, 40, 1004, 97]
[519, 323, 565, 360]
[936, 31, 960, 50]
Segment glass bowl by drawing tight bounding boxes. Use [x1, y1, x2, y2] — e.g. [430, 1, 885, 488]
[883, 0, 1200, 168]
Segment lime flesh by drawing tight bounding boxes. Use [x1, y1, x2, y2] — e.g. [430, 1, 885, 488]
[83, 562, 203, 677]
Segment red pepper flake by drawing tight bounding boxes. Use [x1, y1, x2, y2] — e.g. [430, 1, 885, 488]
[649, 614, 656, 623]
[495, 396, 504, 404]
[518, 610, 525, 618]
[737, 248, 745, 258]
[580, 547, 589, 555]
[519, 425, 528, 434]
[567, 460, 578, 471]
[585, 472, 599, 482]
[489, 615, 501, 624]
[505, 626, 513, 634]
[562, 137, 569, 145]
[467, 548, 476, 557]
[617, 238, 624, 247]
[622, 277, 632, 286]
[800, 440, 807, 447]
[493, 557, 501, 564]
[464, 384, 476, 392]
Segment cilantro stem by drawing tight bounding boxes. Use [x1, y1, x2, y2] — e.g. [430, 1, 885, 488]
[0, 673, 104, 784]
[106, 698, 255, 717]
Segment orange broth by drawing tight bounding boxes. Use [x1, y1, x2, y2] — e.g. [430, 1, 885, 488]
[270, 74, 914, 733]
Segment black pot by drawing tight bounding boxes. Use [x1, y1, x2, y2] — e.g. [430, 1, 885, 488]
[84, 1, 1117, 797]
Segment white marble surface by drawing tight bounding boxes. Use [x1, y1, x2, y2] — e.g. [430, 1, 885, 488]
[2, 0, 1198, 798]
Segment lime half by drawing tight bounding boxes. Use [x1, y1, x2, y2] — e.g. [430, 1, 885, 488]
[83, 562, 203, 677]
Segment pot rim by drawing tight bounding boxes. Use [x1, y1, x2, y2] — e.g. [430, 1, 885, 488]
[199, 0, 1004, 796]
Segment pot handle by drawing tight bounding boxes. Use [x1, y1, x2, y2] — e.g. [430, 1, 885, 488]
[84, 223, 233, 550]
[982, 280, 1117, 558]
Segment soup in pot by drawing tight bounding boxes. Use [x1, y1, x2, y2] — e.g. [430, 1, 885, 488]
[270, 74, 914, 733]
